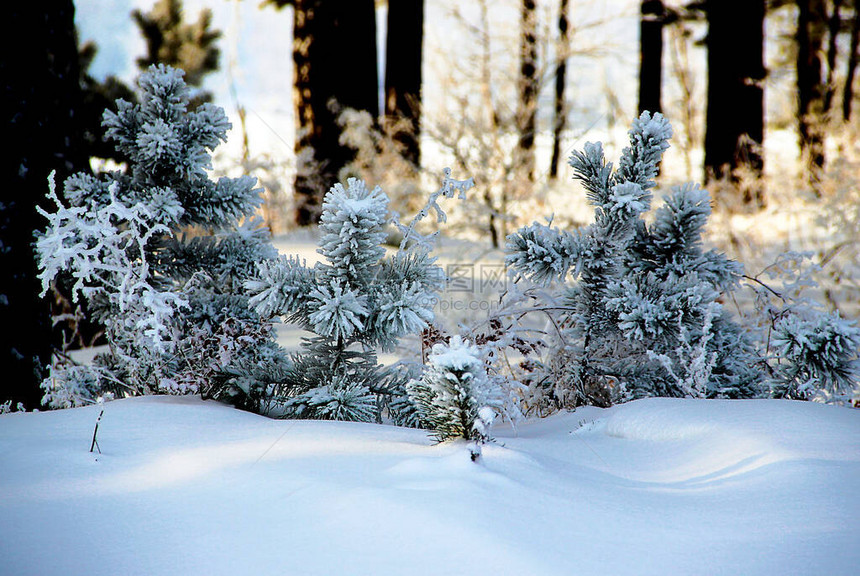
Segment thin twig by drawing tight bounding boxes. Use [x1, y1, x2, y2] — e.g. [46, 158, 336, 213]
[742, 274, 785, 301]
[90, 406, 104, 454]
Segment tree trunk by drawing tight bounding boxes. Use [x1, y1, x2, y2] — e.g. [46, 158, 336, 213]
[638, 0, 664, 116]
[843, 2, 860, 121]
[0, 2, 86, 409]
[515, 0, 538, 183]
[290, 0, 378, 225]
[823, 0, 844, 114]
[550, 0, 570, 179]
[384, 0, 425, 171]
[796, 0, 828, 190]
[703, 0, 766, 207]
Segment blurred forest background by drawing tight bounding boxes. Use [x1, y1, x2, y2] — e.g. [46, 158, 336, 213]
[3, 0, 860, 407]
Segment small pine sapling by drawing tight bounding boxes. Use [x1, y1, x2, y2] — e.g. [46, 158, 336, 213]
[246, 171, 473, 422]
[406, 336, 504, 447]
[769, 311, 860, 402]
[424, 319, 531, 428]
[743, 251, 860, 403]
[505, 112, 763, 405]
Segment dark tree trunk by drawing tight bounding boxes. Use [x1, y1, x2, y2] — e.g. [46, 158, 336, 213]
[0, 2, 86, 409]
[638, 0, 664, 116]
[796, 0, 828, 188]
[703, 0, 766, 207]
[550, 0, 570, 179]
[290, 0, 378, 225]
[384, 0, 425, 171]
[823, 0, 844, 114]
[516, 0, 538, 183]
[843, 2, 860, 121]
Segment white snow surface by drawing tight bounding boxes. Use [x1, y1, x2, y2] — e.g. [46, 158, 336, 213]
[1, 396, 858, 575]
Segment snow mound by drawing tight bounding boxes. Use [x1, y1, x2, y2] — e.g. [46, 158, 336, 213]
[604, 397, 718, 441]
[1, 396, 858, 576]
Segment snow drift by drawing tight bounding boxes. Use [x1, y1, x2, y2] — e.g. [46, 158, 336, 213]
[1, 396, 858, 575]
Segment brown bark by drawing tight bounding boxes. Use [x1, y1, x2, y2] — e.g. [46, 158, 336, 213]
[843, 2, 860, 121]
[290, 0, 379, 225]
[796, 0, 828, 188]
[515, 0, 538, 183]
[822, 0, 844, 114]
[550, 0, 570, 179]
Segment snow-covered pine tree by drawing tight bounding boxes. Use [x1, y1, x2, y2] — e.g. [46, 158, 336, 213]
[769, 311, 860, 402]
[505, 111, 762, 405]
[741, 251, 860, 404]
[245, 174, 471, 422]
[37, 64, 282, 410]
[406, 335, 503, 443]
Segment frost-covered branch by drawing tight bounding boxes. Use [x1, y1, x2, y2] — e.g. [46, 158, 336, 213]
[392, 167, 474, 252]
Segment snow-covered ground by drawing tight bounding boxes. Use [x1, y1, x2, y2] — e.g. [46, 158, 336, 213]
[1, 395, 857, 575]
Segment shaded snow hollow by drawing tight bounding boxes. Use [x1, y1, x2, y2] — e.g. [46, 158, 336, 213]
[1, 396, 858, 575]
